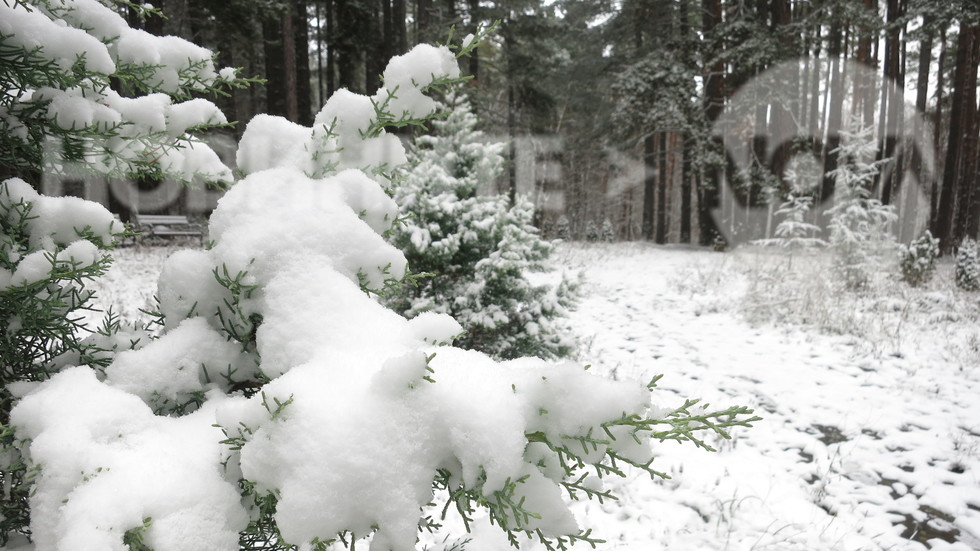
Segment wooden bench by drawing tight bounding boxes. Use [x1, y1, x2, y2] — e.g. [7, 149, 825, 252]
[134, 214, 205, 244]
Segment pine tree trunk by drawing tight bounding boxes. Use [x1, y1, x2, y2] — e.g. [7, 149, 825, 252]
[854, 0, 876, 129]
[263, 14, 286, 117]
[282, 4, 299, 123]
[821, 15, 845, 205]
[656, 132, 668, 244]
[931, 27, 947, 227]
[467, 0, 480, 78]
[417, 0, 434, 44]
[807, 26, 823, 152]
[679, 0, 692, 243]
[955, 27, 980, 241]
[934, 24, 979, 252]
[878, 0, 905, 206]
[699, 0, 724, 246]
[326, 0, 336, 96]
[365, 0, 383, 92]
[769, 0, 794, 190]
[908, 15, 934, 241]
[393, 0, 407, 53]
[335, 0, 364, 93]
[643, 135, 656, 240]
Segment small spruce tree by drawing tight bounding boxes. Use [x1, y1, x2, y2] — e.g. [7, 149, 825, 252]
[956, 238, 980, 291]
[755, 154, 826, 262]
[585, 220, 600, 242]
[386, 90, 578, 360]
[601, 218, 616, 242]
[826, 121, 897, 290]
[898, 231, 940, 287]
[555, 214, 571, 240]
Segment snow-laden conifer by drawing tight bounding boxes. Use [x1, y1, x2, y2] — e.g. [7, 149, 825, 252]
[898, 231, 940, 287]
[2, 21, 758, 551]
[555, 214, 571, 240]
[0, 0, 252, 185]
[825, 121, 897, 290]
[956, 238, 980, 291]
[585, 220, 600, 242]
[386, 90, 578, 360]
[601, 218, 616, 242]
[1, 1, 252, 543]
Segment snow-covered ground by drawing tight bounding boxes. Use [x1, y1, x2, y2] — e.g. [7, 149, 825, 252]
[91, 242, 980, 551]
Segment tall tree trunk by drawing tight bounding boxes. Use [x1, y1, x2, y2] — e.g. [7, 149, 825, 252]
[954, 27, 980, 241]
[934, 24, 979, 252]
[908, 14, 934, 241]
[382, 0, 393, 62]
[854, 0, 876, 129]
[679, 0, 692, 243]
[770, 0, 794, 191]
[326, 0, 336, 96]
[282, 3, 299, 123]
[335, 0, 364, 92]
[315, 1, 325, 106]
[417, 0, 434, 44]
[393, 0, 407, 53]
[879, 0, 905, 205]
[807, 25, 823, 152]
[466, 0, 480, 79]
[699, 0, 724, 246]
[263, 13, 286, 117]
[642, 135, 656, 240]
[931, 26, 947, 227]
[656, 132, 668, 244]
[365, 0, 383, 92]
[821, 15, 845, 204]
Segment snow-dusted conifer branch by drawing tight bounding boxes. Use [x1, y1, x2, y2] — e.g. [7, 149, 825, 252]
[0, 0, 257, 185]
[4, 25, 757, 551]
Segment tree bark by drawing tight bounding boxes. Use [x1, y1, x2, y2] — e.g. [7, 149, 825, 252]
[282, 4, 299, 123]
[393, 0, 407, 53]
[955, 27, 980, 241]
[878, 0, 905, 205]
[656, 132, 668, 244]
[466, 0, 480, 79]
[263, 13, 286, 117]
[326, 0, 336, 96]
[934, 24, 979, 252]
[821, 14, 845, 204]
[642, 135, 656, 240]
[908, 14, 934, 241]
[699, 0, 724, 246]
[931, 26, 947, 227]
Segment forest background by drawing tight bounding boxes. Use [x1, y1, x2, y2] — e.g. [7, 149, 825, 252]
[36, 0, 980, 254]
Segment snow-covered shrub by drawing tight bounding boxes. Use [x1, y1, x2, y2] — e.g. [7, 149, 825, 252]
[956, 238, 980, 291]
[585, 220, 600, 242]
[826, 121, 897, 290]
[0, 0, 251, 185]
[898, 231, 940, 287]
[386, 90, 578, 360]
[601, 218, 616, 242]
[555, 214, 570, 240]
[1, 1, 251, 543]
[0, 178, 127, 544]
[2, 24, 758, 551]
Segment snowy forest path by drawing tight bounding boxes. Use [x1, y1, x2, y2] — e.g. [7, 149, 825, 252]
[88, 244, 980, 551]
[555, 242, 980, 551]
